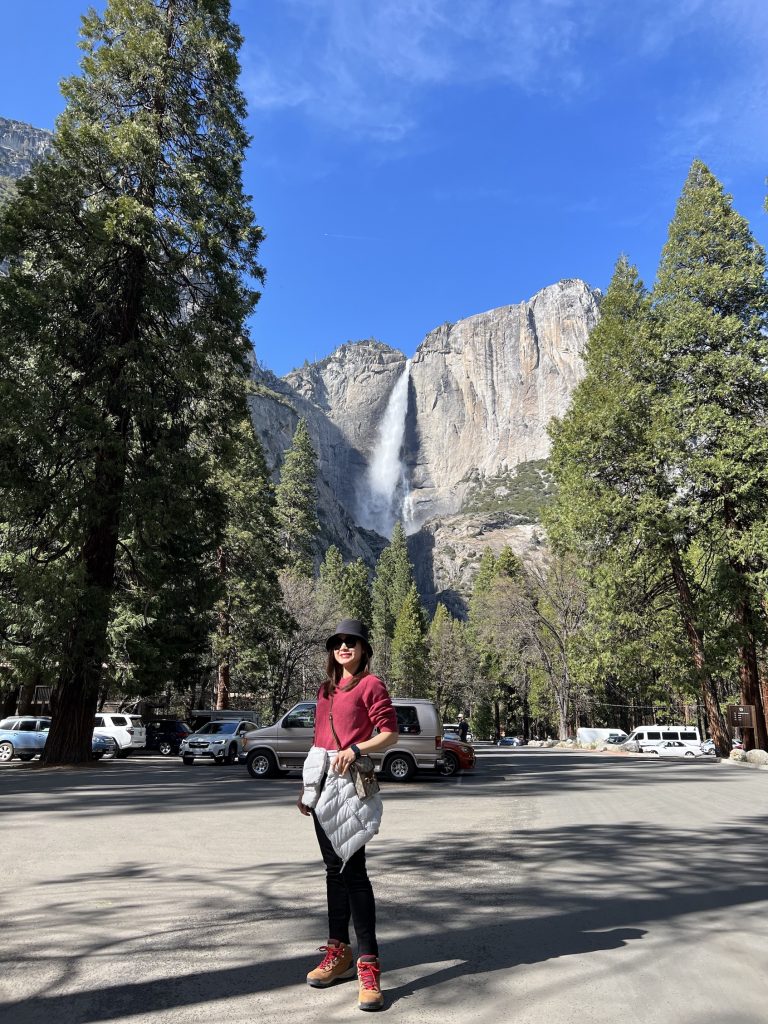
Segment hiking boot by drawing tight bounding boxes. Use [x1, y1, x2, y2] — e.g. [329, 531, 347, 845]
[357, 956, 383, 1011]
[306, 941, 354, 988]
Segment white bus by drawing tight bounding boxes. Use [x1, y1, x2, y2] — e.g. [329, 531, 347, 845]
[626, 724, 701, 751]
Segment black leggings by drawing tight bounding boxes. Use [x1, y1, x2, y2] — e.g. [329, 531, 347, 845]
[312, 811, 378, 956]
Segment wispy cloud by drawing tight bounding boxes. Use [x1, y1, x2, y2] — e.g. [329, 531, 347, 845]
[240, 0, 768, 163]
[241, 0, 593, 142]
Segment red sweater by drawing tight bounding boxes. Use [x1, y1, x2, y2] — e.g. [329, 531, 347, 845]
[314, 674, 398, 749]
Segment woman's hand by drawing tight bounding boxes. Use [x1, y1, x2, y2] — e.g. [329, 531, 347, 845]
[297, 793, 311, 816]
[331, 747, 357, 775]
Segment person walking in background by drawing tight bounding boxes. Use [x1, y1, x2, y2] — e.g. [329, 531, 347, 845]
[298, 618, 399, 1012]
[457, 716, 469, 742]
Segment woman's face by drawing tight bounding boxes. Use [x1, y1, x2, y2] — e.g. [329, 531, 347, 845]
[333, 635, 363, 674]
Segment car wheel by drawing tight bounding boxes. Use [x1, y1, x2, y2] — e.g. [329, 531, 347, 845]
[439, 752, 460, 777]
[247, 749, 278, 779]
[383, 752, 416, 782]
[102, 747, 118, 760]
[0, 741, 15, 763]
[18, 752, 35, 762]
[684, 751, 695, 758]
[158, 741, 173, 756]
[651, 750, 660, 756]
[92, 752, 104, 760]
[182, 755, 195, 765]
[226, 744, 238, 765]
[114, 746, 128, 759]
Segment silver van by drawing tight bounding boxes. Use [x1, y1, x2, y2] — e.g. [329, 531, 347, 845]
[240, 698, 444, 782]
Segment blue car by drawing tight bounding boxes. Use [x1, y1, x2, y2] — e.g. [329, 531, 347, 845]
[0, 716, 116, 762]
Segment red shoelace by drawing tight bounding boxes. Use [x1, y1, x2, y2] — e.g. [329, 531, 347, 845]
[316, 944, 346, 971]
[357, 959, 381, 991]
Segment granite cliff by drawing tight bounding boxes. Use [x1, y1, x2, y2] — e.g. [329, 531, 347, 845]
[250, 279, 600, 610]
[1, 117, 599, 610]
[0, 117, 53, 200]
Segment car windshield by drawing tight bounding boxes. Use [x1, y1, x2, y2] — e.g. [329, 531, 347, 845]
[197, 722, 237, 734]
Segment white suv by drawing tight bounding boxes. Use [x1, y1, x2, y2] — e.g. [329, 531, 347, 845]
[93, 714, 147, 756]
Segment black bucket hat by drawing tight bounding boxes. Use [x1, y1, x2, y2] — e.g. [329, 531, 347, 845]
[326, 618, 373, 656]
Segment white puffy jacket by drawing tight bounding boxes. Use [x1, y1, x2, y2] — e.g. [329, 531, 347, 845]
[301, 746, 383, 865]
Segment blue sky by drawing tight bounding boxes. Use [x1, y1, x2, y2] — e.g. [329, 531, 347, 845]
[2, 0, 767, 376]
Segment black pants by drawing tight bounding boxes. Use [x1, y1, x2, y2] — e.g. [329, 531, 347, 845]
[312, 811, 378, 956]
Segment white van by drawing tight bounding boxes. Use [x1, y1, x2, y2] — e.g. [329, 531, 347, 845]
[626, 724, 701, 751]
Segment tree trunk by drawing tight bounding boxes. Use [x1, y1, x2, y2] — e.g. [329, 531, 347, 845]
[43, 416, 129, 765]
[1, 685, 20, 717]
[733, 596, 768, 751]
[16, 678, 35, 715]
[667, 543, 730, 755]
[493, 699, 501, 743]
[216, 547, 230, 711]
[522, 676, 531, 740]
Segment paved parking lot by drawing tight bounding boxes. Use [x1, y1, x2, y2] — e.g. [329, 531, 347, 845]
[2, 748, 767, 1023]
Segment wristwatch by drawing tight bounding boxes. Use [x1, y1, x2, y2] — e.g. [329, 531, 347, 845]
[350, 743, 361, 760]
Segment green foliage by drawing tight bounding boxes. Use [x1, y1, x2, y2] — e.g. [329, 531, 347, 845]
[390, 583, 429, 696]
[342, 558, 373, 625]
[462, 460, 555, 520]
[547, 162, 768, 748]
[275, 418, 320, 577]
[371, 522, 416, 678]
[0, 0, 264, 762]
[427, 603, 473, 718]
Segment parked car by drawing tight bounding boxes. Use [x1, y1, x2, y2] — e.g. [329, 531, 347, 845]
[700, 738, 716, 755]
[93, 713, 147, 756]
[180, 720, 257, 765]
[0, 717, 116, 762]
[497, 735, 526, 747]
[145, 719, 191, 756]
[240, 698, 444, 782]
[650, 740, 705, 758]
[443, 723, 474, 743]
[440, 737, 475, 776]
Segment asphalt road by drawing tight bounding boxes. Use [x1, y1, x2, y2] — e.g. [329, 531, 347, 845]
[1, 748, 766, 1024]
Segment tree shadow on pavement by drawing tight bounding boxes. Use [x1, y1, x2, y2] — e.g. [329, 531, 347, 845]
[2, 812, 767, 1022]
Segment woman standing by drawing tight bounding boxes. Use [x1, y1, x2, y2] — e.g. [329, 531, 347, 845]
[299, 618, 398, 1011]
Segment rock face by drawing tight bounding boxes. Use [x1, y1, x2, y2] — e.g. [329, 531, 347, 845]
[1, 118, 600, 608]
[405, 280, 600, 529]
[250, 279, 600, 607]
[0, 117, 52, 198]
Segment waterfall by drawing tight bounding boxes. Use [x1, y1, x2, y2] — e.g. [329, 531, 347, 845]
[358, 359, 411, 538]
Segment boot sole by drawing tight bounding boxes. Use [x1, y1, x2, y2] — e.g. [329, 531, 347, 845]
[307, 966, 356, 988]
[358, 998, 384, 1011]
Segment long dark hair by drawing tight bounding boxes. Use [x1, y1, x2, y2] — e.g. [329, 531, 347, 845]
[323, 645, 372, 697]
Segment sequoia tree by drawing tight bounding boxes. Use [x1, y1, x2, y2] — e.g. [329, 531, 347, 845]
[0, 0, 264, 763]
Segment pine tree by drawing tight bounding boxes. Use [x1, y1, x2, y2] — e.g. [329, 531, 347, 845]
[275, 419, 320, 577]
[0, 0, 263, 764]
[342, 558, 372, 625]
[213, 418, 286, 710]
[390, 583, 429, 696]
[427, 603, 472, 717]
[548, 251, 731, 752]
[319, 545, 345, 609]
[371, 522, 417, 679]
[650, 160, 768, 749]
